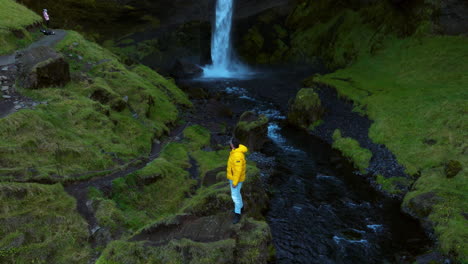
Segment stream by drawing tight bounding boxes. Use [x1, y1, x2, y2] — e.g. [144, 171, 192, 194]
[183, 68, 430, 263]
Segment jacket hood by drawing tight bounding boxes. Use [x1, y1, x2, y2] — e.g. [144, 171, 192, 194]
[233, 144, 248, 153]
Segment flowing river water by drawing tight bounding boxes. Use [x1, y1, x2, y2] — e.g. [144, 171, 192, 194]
[182, 68, 430, 263]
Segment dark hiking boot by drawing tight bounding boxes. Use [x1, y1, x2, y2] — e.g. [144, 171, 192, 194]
[232, 213, 241, 224]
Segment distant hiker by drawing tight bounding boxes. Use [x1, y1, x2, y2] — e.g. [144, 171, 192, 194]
[43, 9, 50, 28]
[227, 138, 248, 224]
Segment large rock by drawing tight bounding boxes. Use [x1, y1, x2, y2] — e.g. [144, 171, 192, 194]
[234, 111, 269, 151]
[287, 88, 324, 130]
[170, 59, 203, 79]
[16, 46, 70, 89]
[439, 0, 468, 35]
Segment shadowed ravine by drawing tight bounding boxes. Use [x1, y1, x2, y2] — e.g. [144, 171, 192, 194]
[181, 68, 431, 263]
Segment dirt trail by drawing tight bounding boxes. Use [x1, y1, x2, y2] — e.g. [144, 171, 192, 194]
[64, 123, 189, 240]
[0, 29, 67, 118]
[0, 29, 67, 67]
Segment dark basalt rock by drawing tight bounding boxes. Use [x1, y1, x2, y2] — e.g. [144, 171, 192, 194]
[439, 0, 468, 35]
[170, 59, 203, 79]
[444, 160, 462, 178]
[16, 46, 70, 89]
[405, 192, 442, 219]
[234, 111, 269, 151]
[287, 88, 324, 130]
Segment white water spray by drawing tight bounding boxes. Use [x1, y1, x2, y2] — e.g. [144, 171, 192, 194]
[203, 0, 248, 78]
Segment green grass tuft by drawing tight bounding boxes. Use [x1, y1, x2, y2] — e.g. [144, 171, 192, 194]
[183, 125, 211, 151]
[332, 129, 372, 173]
[0, 0, 42, 55]
[0, 182, 91, 263]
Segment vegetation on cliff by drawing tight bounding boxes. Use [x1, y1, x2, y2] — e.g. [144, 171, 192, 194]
[0, 183, 91, 263]
[0, 0, 42, 55]
[0, 31, 190, 181]
[280, 0, 468, 260]
[239, 0, 467, 259]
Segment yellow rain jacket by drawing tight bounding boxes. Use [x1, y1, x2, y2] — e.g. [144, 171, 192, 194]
[226, 144, 248, 186]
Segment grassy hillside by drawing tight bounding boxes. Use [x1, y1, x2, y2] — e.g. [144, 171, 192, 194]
[0, 31, 191, 181]
[269, 0, 468, 260]
[316, 35, 468, 260]
[0, 0, 42, 55]
[0, 183, 91, 263]
[237, 0, 468, 260]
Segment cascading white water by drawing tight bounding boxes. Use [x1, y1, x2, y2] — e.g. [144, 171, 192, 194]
[203, 0, 248, 78]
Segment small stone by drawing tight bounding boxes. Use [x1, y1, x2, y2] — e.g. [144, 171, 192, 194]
[0, 76, 7, 80]
[123, 96, 129, 102]
[72, 42, 79, 46]
[14, 105, 21, 110]
[1, 86, 8, 91]
[32, 102, 38, 107]
[1, 66, 8, 71]
[77, 55, 83, 60]
[69, 54, 73, 57]
[2, 95, 11, 99]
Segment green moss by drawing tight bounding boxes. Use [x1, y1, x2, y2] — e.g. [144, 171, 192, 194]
[0, 0, 41, 30]
[94, 199, 126, 232]
[288, 88, 323, 129]
[181, 183, 231, 217]
[375, 174, 411, 195]
[191, 149, 229, 178]
[183, 125, 211, 151]
[307, 119, 323, 131]
[332, 129, 372, 173]
[0, 183, 91, 263]
[97, 238, 237, 264]
[97, 216, 272, 264]
[316, 30, 467, 261]
[237, 219, 272, 264]
[0, 0, 42, 55]
[0, 31, 189, 181]
[403, 168, 468, 259]
[236, 113, 268, 132]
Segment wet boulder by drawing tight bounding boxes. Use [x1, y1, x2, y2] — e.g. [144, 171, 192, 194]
[404, 192, 443, 219]
[16, 46, 70, 89]
[234, 111, 269, 151]
[287, 88, 324, 130]
[170, 59, 203, 79]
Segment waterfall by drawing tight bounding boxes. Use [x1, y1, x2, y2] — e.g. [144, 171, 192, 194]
[203, 0, 248, 78]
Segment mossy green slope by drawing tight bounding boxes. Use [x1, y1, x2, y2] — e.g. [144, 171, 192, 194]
[313, 17, 468, 264]
[0, 183, 91, 263]
[0, 31, 190, 181]
[245, 0, 468, 259]
[332, 129, 372, 173]
[0, 0, 42, 55]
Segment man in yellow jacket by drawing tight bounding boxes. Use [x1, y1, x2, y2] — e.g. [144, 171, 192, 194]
[227, 138, 248, 224]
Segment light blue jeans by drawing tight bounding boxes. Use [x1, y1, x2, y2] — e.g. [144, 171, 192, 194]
[229, 180, 243, 214]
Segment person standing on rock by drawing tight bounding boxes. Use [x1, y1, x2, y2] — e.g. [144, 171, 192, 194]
[43, 9, 50, 28]
[227, 138, 248, 224]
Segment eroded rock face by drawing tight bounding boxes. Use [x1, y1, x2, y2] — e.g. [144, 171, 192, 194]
[16, 46, 70, 89]
[170, 59, 203, 79]
[234, 111, 269, 151]
[405, 192, 442, 219]
[287, 88, 324, 130]
[439, 0, 468, 35]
